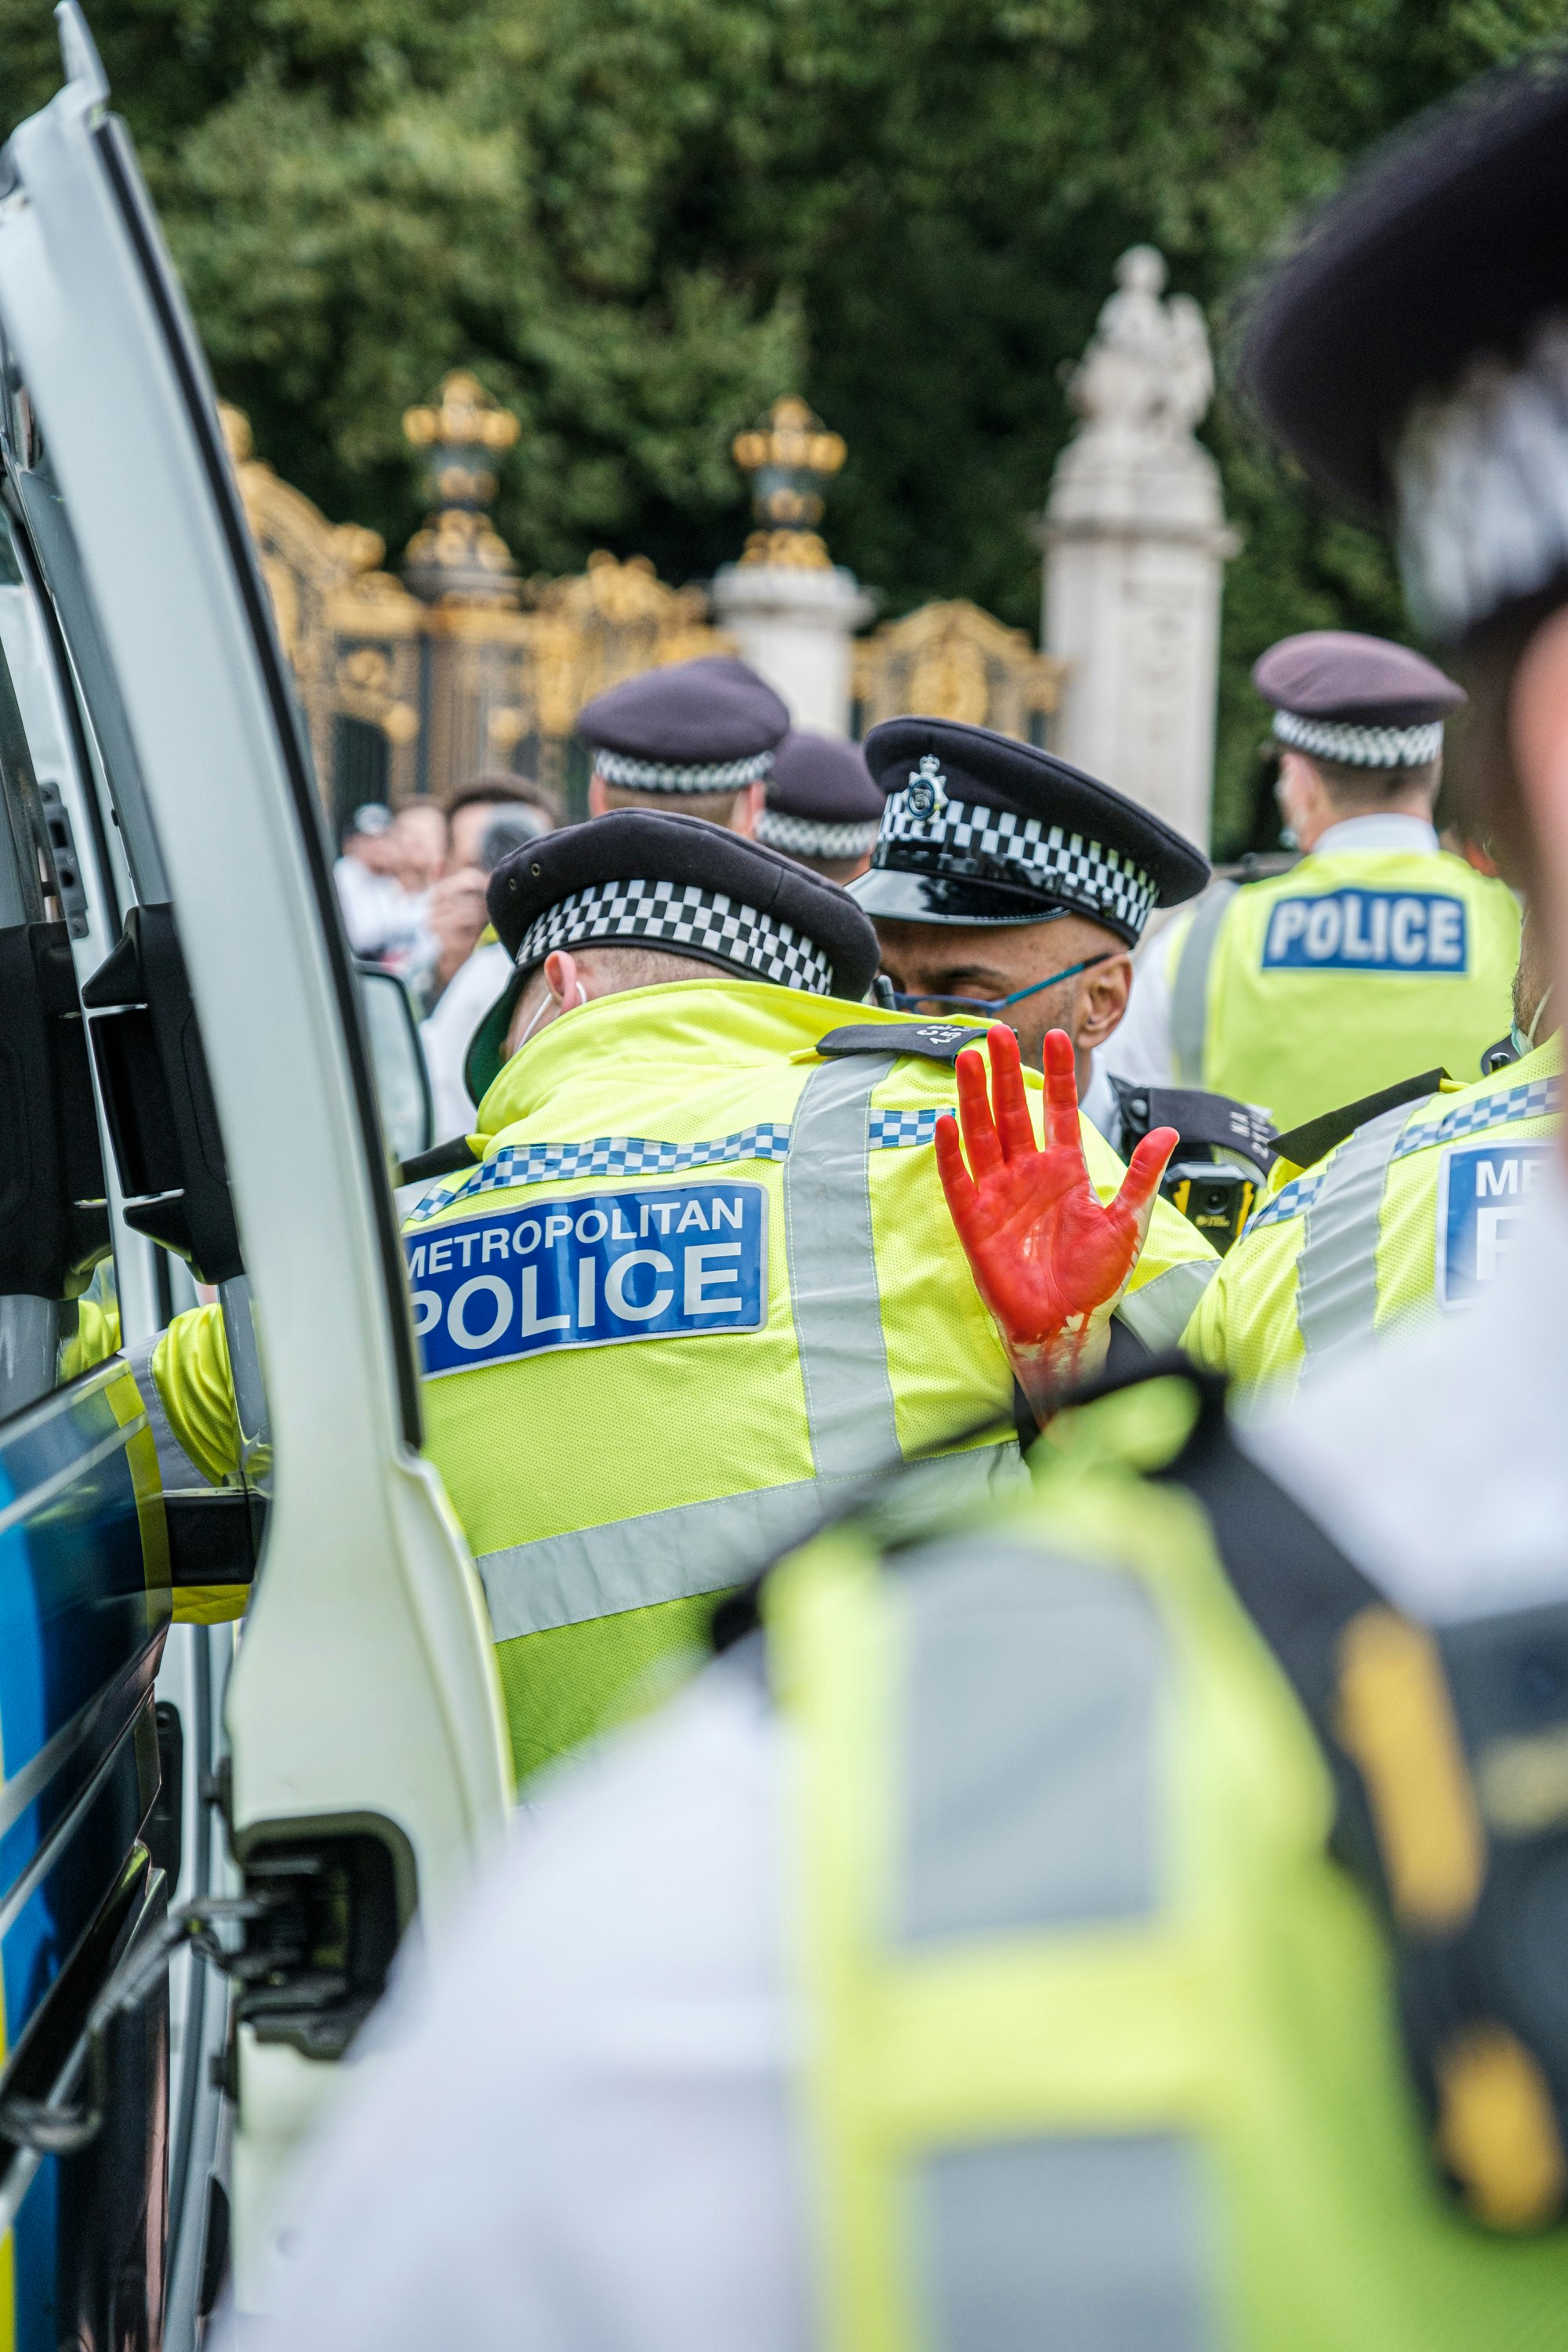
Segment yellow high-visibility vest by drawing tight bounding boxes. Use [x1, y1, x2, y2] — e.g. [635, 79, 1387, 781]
[1184, 1034, 1561, 1399]
[151, 982, 1217, 1780]
[1163, 849, 1519, 1131]
[773, 1377, 1568, 2350]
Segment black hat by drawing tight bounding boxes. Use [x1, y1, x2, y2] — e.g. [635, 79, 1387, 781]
[1253, 631, 1466, 769]
[576, 656, 790, 795]
[465, 808, 880, 1101]
[1238, 53, 1568, 644]
[851, 718, 1209, 944]
[757, 732, 885, 862]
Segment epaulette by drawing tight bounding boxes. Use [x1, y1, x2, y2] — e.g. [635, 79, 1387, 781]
[397, 1134, 478, 1186]
[811, 1018, 988, 1066]
[1271, 1066, 1449, 1175]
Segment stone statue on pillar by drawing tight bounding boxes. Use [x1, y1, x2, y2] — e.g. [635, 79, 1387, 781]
[711, 397, 873, 735]
[1040, 247, 1238, 848]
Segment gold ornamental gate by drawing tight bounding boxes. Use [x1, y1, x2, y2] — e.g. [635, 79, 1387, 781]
[225, 374, 1066, 829]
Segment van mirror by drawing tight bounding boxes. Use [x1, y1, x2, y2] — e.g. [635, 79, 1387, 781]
[356, 965, 433, 1164]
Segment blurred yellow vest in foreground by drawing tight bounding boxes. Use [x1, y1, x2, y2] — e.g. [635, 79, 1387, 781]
[775, 1377, 1568, 2350]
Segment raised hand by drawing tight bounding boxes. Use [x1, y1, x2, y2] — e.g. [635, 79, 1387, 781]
[935, 1025, 1178, 1417]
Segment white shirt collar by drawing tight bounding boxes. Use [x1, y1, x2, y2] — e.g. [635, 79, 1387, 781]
[1309, 812, 1440, 858]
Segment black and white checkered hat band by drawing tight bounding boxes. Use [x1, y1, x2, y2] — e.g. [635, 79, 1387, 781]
[591, 748, 775, 795]
[877, 789, 1158, 937]
[757, 809, 882, 859]
[1272, 710, 1444, 769]
[515, 877, 834, 993]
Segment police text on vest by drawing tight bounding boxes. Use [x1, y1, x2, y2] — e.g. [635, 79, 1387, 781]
[1261, 889, 1468, 973]
[1436, 1142, 1551, 1308]
[406, 1183, 768, 1376]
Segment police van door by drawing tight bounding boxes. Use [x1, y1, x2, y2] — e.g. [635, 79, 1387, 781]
[0, 568, 171, 2347]
[0, 2, 512, 2322]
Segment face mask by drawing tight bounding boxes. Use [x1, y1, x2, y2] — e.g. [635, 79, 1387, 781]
[1509, 983, 1553, 1060]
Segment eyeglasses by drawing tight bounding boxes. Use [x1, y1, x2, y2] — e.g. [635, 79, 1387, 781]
[887, 952, 1116, 1020]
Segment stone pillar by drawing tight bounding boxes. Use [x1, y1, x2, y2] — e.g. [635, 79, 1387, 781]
[710, 558, 873, 735]
[711, 396, 873, 735]
[1040, 249, 1238, 850]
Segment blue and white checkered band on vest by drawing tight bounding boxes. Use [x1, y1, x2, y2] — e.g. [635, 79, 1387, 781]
[515, 877, 835, 993]
[874, 785, 1159, 938]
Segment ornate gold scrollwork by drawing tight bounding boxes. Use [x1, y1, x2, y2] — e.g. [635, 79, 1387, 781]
[227, 384, 1065, 817]
[731, 396, 846, 569]
[853, 600, 1066, 744]
[221, 404, 424, 806]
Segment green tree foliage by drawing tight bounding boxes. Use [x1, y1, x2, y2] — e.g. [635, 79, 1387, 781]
[1, 0, 1563, 844]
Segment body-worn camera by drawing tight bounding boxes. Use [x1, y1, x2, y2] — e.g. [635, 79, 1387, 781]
[1109, 1077, 1276, 1255]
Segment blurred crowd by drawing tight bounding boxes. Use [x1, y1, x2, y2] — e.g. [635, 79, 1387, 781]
[332, 774, 563, 1135]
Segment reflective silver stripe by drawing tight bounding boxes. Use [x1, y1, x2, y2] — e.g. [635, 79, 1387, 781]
[898, 1550, 1163, 1943]
[128, 1334, 215, 1492]
[477, 1050, 999, 1642]
[783, 1051, 902, 1481]
[922, 2136, 1218, 2352]
[1294, 1099, 1411, 1369]
[1116, 1256, 1215, 1352]
[477, 1441, 1025, 1641]
[1170, 882, 1235, 1087]
[898, 1553, 1215, 2350]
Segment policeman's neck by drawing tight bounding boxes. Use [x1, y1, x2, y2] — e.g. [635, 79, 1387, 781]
[1294, 794, 1438, 854]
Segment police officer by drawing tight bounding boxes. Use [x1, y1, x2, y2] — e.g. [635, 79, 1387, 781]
[1184, 909, 1560, 1396]
[756, 730, 885, 882]
[1107, 633, 1521, 1131]
[580, 655, 789, 837]
[236, 53, 1568, 2352]
[851, 716, 1210, 1139]
[157, 804, 1214, 1783]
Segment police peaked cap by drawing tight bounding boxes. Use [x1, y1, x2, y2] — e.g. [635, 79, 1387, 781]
[852, 717, 1209, 944]
[1254, 632, 1465, 770]
[758, 731, 885, 861]
[465, 809, 881, 1102]
[1237, 51, 1568, 644]
[576, 656, 790, 793]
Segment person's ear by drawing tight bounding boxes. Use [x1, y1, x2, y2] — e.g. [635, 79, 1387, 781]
[586, 774, 609, 818]
[731, 782, 767, 837]
[1076, 953, 1133, 1049]
[543, 949, 583, 1010]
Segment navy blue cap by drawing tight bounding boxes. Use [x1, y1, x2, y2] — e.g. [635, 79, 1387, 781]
[1237, 54, 1568, 643]
[851, 718, 1209, 944]
[465, 808, 880, 1101]
[577, 656, 790, 794]
[757, 732, 884, 862]
[1254, 631, 1465, 769]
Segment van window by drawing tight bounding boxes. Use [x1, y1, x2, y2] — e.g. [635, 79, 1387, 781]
[0, 539, 114, 1417]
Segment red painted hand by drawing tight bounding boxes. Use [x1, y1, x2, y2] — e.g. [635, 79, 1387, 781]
[935, 1025, 1178, 1414]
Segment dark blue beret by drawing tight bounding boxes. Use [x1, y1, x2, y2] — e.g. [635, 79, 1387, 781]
[465, 808, 880, 1099]
[577, 657, 789, 793]
[851, 717, 1208, 946]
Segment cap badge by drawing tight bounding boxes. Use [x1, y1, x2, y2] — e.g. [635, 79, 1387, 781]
[905, 755, 949, 822]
